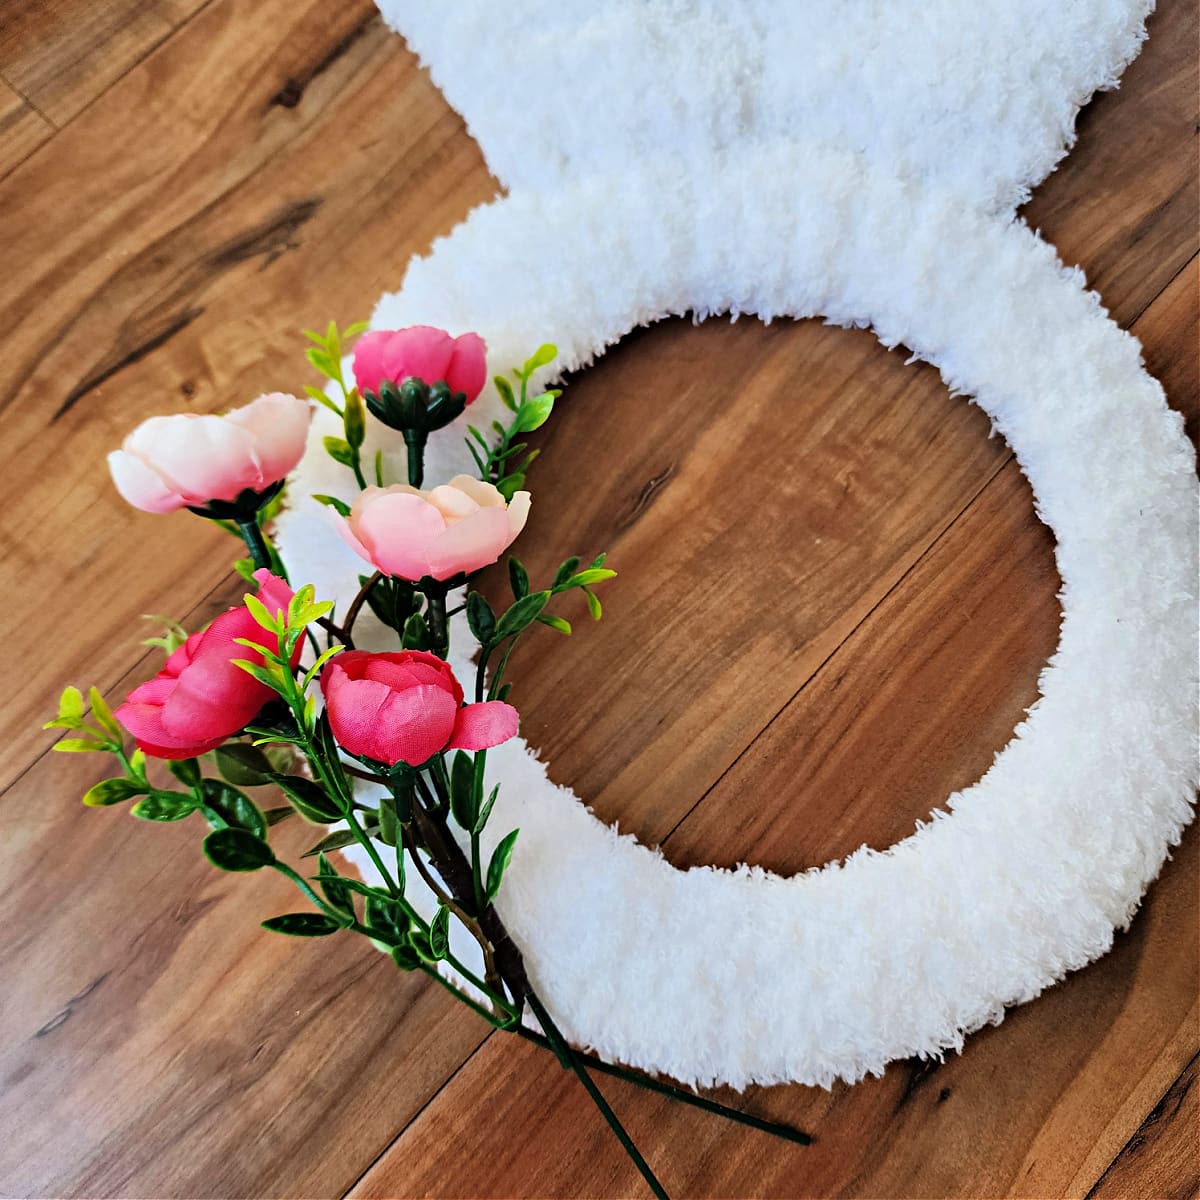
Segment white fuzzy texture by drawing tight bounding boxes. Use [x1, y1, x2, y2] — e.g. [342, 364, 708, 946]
[277, 137, 1198, 1087]
[378, 0, 1152, 211]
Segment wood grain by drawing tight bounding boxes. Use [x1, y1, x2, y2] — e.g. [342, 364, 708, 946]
[1087, 1054, 1199, 1200]
[0, 0, 208, 126]
[0, 0, 494, 789]
[0, 77, 52, 180]
[0, 0, 1195, 1196]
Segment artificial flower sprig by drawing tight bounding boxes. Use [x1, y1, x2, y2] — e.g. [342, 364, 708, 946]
[52, 323, 808, 1199]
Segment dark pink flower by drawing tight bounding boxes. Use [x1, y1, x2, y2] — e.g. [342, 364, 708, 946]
[321, 649, 517, 766]
[116, 571, 297, 759]
[352, 326, 487, 402]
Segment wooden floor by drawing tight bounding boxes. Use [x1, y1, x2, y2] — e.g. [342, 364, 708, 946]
[1, 2, 1196, 1197]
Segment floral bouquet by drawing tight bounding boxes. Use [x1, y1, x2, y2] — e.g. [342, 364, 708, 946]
[50, 324, 808, 1197]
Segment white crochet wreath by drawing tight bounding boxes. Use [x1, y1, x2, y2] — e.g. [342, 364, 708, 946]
[276, 2, 1198, 1089]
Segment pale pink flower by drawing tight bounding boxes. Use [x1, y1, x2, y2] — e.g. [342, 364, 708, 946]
[334, 475, 531, 582]
[107, 393, 312, 513]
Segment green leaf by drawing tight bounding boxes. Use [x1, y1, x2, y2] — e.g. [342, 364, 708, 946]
[449, 751, 476, 830]
[494, 591, 550, 640]
[507, 557, 529, 599]
[486, 829, 520, 900]
[344, 390, 366, 449]
[408, 926, 437, 964]
[131, 792, 200, 822]
[374, 448, 385, 486]
[323, 435, 355, 467]
[201, 779, 267, 839]
[473, 784, 500, 835]
[87, 688, 123, 743]
[304, 384, 343, 415]
[391, 944, 421, 971]
[495, 473, 526, 502]
[512, 393, 554, 434]
[306, 346, 336, 379]
[376, 789, 398, 847]
[344, 321, 369, 339]
[231, 659, 283, 691]
[59, 686, 85, 722]
[214, 742, 275, 786]
[300, 826, 373, 858]
[312, 494, 352, 517]
[537, 614, 571, 636]
[465, 592, 496, 644]
[521, 343, 557, 376]
[52, 737, 104, 753]
[233, 557, 257, 583]
[401, 612, 431, 651]
[263, 805, 294, 827]
[364, 893, 409, 943]
[203, 827, 275, 871]
[302, 643, 345, 690]
[262, 913, 342, 937]
[243, 591, 279, 633]
[493, 375, 517, 411]
[81, 777, 146, 808]
[273, 774, 343, 824]
[317, 853, 355, 915]
[553, 557, 581, 588]
[428, 905, 451, 959]
[562, 568, 617, 589]
[168, 757, 202, 787]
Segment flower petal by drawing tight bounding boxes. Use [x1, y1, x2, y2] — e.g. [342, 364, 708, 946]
[445, 475, 506, 508]
[224, 393, 312, 483]
[354, 491, 445, 580]
[506, 490, 532, 538]
[425, 507, 513, 580]
[126, 414, 264, 502]
[448, 701, 519, 751]
[107, 449, 187, 513]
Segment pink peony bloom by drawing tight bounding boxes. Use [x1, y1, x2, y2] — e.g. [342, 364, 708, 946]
[321, 649, 518, 766]
[352, 326, 487, 402]
[116, 571, 298, 759]
[333, 475, 531, 582]
[108, 393, 312, 514]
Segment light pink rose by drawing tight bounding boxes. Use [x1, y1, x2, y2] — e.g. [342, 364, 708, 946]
[321, 650, 518, 766]
[352, 326, 487, 402]
[115, 571, 299, 759]
[108, 392, 312, 513]
[333, 475, 531, 582]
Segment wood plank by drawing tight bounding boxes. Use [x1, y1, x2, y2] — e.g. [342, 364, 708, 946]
[0, 0, 495, 790]
[348, 145, 1199, 1200]
[0, 0, 1194, 1197]
[1087, 1054, 1199, 1200]
[349, 839, 1199, 1200]
[1137, 255, 1199, 449]
[0, 576, 490, 1198]
[0, 76, 53, 180]
[473, 317, 1010, 843]
[1021, 0, 1199, 321]
[0, 0, 208, 127]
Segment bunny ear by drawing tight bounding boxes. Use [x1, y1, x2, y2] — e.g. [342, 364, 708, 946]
[380, 0, 1151, 212]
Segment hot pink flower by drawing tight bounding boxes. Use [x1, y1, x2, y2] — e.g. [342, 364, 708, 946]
[116, 571, 298, 759]
[321, 650, 518, 766]
[108, 393, 312, 514]
[333, 475, 531, 582]
[352, 326, 487, 402]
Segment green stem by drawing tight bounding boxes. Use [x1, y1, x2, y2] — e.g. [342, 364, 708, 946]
[403, 430, 427, 488]
[512, 1027, 811, 1145]
[525, 991, 669, 1200]
[424, 588, 449, 658]
[237, 518, 272, 572]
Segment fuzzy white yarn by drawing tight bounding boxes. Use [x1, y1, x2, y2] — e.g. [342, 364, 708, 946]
[379, 0, 1152, 212]
[274, 2, 1197, 1088]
